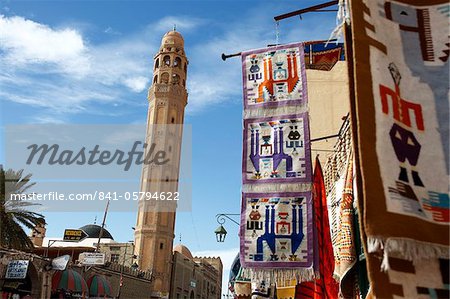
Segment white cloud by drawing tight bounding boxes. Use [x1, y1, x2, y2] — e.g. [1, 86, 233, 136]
[192, 247, 238, 295]
[0, 14, 155, 115]
[0, 15, 90, 76]
[124, 76, 149, 93]
[32, 115, 67, 124]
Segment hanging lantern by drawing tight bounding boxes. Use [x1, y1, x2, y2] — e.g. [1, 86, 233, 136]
[214, 225, 227, 243]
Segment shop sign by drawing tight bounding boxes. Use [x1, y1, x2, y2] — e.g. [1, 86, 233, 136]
[79, 252, 106, 265]
[5, 260, 29, 279]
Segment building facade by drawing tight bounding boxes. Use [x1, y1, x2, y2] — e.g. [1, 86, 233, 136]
[170, 245, 222, 299]
[134, 30, 189, 298]
[98, 242, 136, 267]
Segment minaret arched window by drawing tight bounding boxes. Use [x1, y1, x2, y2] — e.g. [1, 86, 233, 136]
[161, 72, 169, 84]
[154, 58, 159, 69]
[163, 55, 171, 66]
[172, 74, 180, 85]
[174, 57, 181, 68]
[184, 63, 187, 74]
[153, 75, 158, 84]
[182, 79, 185, 87]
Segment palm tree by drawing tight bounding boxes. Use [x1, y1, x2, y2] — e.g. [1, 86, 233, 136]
[0, 167, 45, 250]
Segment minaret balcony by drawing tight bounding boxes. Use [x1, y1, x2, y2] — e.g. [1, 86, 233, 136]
[148, 83, 187, 99]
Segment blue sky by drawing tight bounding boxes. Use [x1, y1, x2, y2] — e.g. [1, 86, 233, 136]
[0, 0, 338, 292]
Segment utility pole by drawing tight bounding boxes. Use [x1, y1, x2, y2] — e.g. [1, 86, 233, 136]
[117, 242, 129, 299]
[95, 199, 110, 252]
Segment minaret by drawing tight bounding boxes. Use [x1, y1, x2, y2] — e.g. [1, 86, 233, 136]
[134, 30, 188, 298]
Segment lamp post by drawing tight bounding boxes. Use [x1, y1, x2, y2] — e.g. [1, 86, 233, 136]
[214, 214, 239, 243]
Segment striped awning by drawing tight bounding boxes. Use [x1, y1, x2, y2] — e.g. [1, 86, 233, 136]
[87, 274, 113, 298]
[52, 269, 88, 294]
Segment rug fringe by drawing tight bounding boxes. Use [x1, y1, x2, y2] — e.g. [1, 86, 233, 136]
[367, 236, 449, 271]
[242, 183, 312, 193]
[243, 105, 308, 120]
[240, 267, 315, 284]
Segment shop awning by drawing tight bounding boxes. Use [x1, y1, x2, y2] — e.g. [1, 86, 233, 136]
[52, 269, 88, 294]
[87, 274, 113, 298]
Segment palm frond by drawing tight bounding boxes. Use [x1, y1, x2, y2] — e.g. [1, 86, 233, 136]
[0, 168, 45, 250]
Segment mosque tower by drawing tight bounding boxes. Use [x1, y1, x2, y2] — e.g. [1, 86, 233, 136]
[134, 30, 188, 298]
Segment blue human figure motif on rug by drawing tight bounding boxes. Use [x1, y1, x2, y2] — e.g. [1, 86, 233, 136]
[249, 127, 294, 178]
[383, 1, 450, 175]
[253, 199, 304, 262]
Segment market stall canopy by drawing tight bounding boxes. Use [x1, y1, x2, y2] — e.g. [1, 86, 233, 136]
[52, 269, 88, 294]
[87, 274, 112, 298]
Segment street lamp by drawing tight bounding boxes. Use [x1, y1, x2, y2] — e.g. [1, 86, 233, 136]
[214, 214, 239, 243]
[215, 225, 227, 243]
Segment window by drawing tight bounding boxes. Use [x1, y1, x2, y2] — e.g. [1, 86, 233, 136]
[184, 63, 187, 74]
[172, 74, 180, 85]
[155, 58, 159, 69]
[111, 254, 120, 263]
[160, 242, 164, 249]
[171, 117, 175, 123]
[163, 55, 171, 66]
[153, 75, 158, 84]
[174, 57, 181, 68]
[161, 72, 169, 84]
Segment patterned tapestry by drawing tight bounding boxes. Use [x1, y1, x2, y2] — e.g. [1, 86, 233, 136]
[240, 42, 313, 283]
[241, 43, 307, 109]
[240, 192, 313, 277]
[296, 157, 339, 299]
[348, 0, 449, 297]
[367, 254, 450, 298]
[242, 113, 311, 184]
[304, 41, 345, 71]
[324, 117, 370, 298]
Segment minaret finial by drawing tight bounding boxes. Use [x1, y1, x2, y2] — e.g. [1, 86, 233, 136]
[173, 24, 176, 31]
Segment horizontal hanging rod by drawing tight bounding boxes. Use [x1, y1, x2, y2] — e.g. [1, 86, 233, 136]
[221, 52, 241, 61]
[311, 134, 340, 143]
[311, 114, 350, 143]
[274, 0, 338, 21]
[221, 39, 339, 61]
